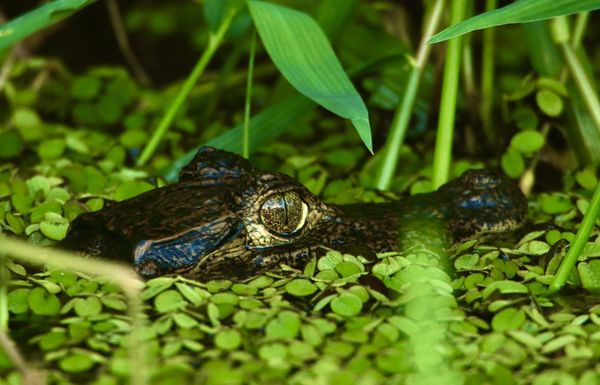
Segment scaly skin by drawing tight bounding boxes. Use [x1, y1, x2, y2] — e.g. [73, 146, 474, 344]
[60, 147, 527, 281]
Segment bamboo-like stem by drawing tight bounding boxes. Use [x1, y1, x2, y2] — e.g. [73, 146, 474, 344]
[243, 31, 257, 159]
[374, 0, 445, 190]
[555, 27, 600, 133]
[137, 8, 237, 166]
[432, 0, 467, 189]
[480, 0, 497, 143]
[549, 181, 600, 293]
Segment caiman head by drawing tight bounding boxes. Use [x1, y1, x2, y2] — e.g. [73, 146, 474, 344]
[61, 147, 394, 280]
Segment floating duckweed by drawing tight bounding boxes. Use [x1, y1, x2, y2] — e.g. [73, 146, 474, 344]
[154, 290, 186, 313]
[330, 293, 362, 317]
[40, 212, 69, 240]
[285, 279, 318, 297]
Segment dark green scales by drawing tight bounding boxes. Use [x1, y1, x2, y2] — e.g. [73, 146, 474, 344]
[61, 147, 527, 280]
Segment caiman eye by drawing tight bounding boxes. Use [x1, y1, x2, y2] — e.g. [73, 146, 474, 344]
[260, 191, 308, 236]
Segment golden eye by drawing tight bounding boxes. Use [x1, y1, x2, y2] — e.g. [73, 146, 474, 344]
[260, 191, 308, 236]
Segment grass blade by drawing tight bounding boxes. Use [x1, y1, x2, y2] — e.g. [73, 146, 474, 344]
[243, 31, 257, 159]
[374, 0, 446, 190]
[136, 6, 238, 166]
[0, 0, 96, 50]
[432, 0, 467, 188]
[248, 0, 372, 152]
[550, 180, 600, 293]
[429, 0, 600, 44]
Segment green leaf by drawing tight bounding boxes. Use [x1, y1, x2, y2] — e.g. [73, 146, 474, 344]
[175, 282, 205, 306]
[536, 90, 563, 117]
[317, 250, 343, 271]
[266, 311, 301, 339]
[454, 254, 479, 270]
[491, 308, 526, 332]
[71, 76, 102, 101]
[429, 0, 600, 43]
[576, 168, 598, 190]
[0, 0, 96, 50]
[501, 146, 524, 178]
[154, 290, 186, 313]
[335, 260, 363, 277]
[248, 1, 372, 152]
[114, 181, 154, 201]
[28, 287, 61, 316]
[40, 212, 70, 241]
[8, 288, 30, 314]
[0, 131, 24, 159]
[540, 193, 573, 214]
[482, 280, 529, 299]
[511, 131, 545, 154]
[285, 279, 318, 297]
[330, 292, 362, 317]
[58, 353, 95, 373]
[73, 297, 103, 317]
[172, 312, 199, 328]
[214, 329, 242, 350]
[578, 260, 600, 291]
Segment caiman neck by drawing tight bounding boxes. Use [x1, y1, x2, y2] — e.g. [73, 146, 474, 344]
[333, 202, 402, 252]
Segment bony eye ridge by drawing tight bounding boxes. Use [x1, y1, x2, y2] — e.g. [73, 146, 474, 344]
[260, 191, 308, 236]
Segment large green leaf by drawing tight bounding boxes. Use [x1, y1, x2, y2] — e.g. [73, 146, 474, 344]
[429, 0, 600, 43]
[0, 0, 96, 50]
[247, 0, 372, 152]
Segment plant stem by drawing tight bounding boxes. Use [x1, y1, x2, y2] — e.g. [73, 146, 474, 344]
[549, 181, 600, 293]
[0, 254, 7, 331]
[432, 0, 466, 189]
[137, 8, 237, 166]
[243, 31, 257, 159]
[374, 0, 445, 191]
[106, 0, 150, 86]
[552, 17, 600, 132]
[480, 0, 497, 144]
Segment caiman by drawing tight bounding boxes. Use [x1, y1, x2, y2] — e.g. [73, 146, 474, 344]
[60, 146, 528, 280]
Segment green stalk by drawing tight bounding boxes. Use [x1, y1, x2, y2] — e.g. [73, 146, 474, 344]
[461, 0, 475, 100]
[552, 17, 600, 132]
[374, 0, 445, 191]
[432, 0, 467, 189]
[137, 8, 237, 166]
[480, 0, 497, 143]
[243, 31, 257, 159]
[571, 12, 590, 48]
[0, 254, 7, 331]
[549, 181, 600, 293]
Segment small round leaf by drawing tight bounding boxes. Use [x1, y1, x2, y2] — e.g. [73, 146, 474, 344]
[285, 279, 318, 297]
[330, 293, 362, 317]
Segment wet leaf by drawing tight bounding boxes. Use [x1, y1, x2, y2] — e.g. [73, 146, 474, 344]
[40, 212, 70, 240]
[154, 290, 186, 313]
[492, 308, 526, 332]
[214, 329, 242, 350]
[28, 287, 61, 316]
[330, 292, 362, 317]
[59, 352, 95, 373]
[511, 131, 545, 154]
[536, 90, 563, 117]
[74, 297, 103, 317]
[285, 279, 318, 297]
